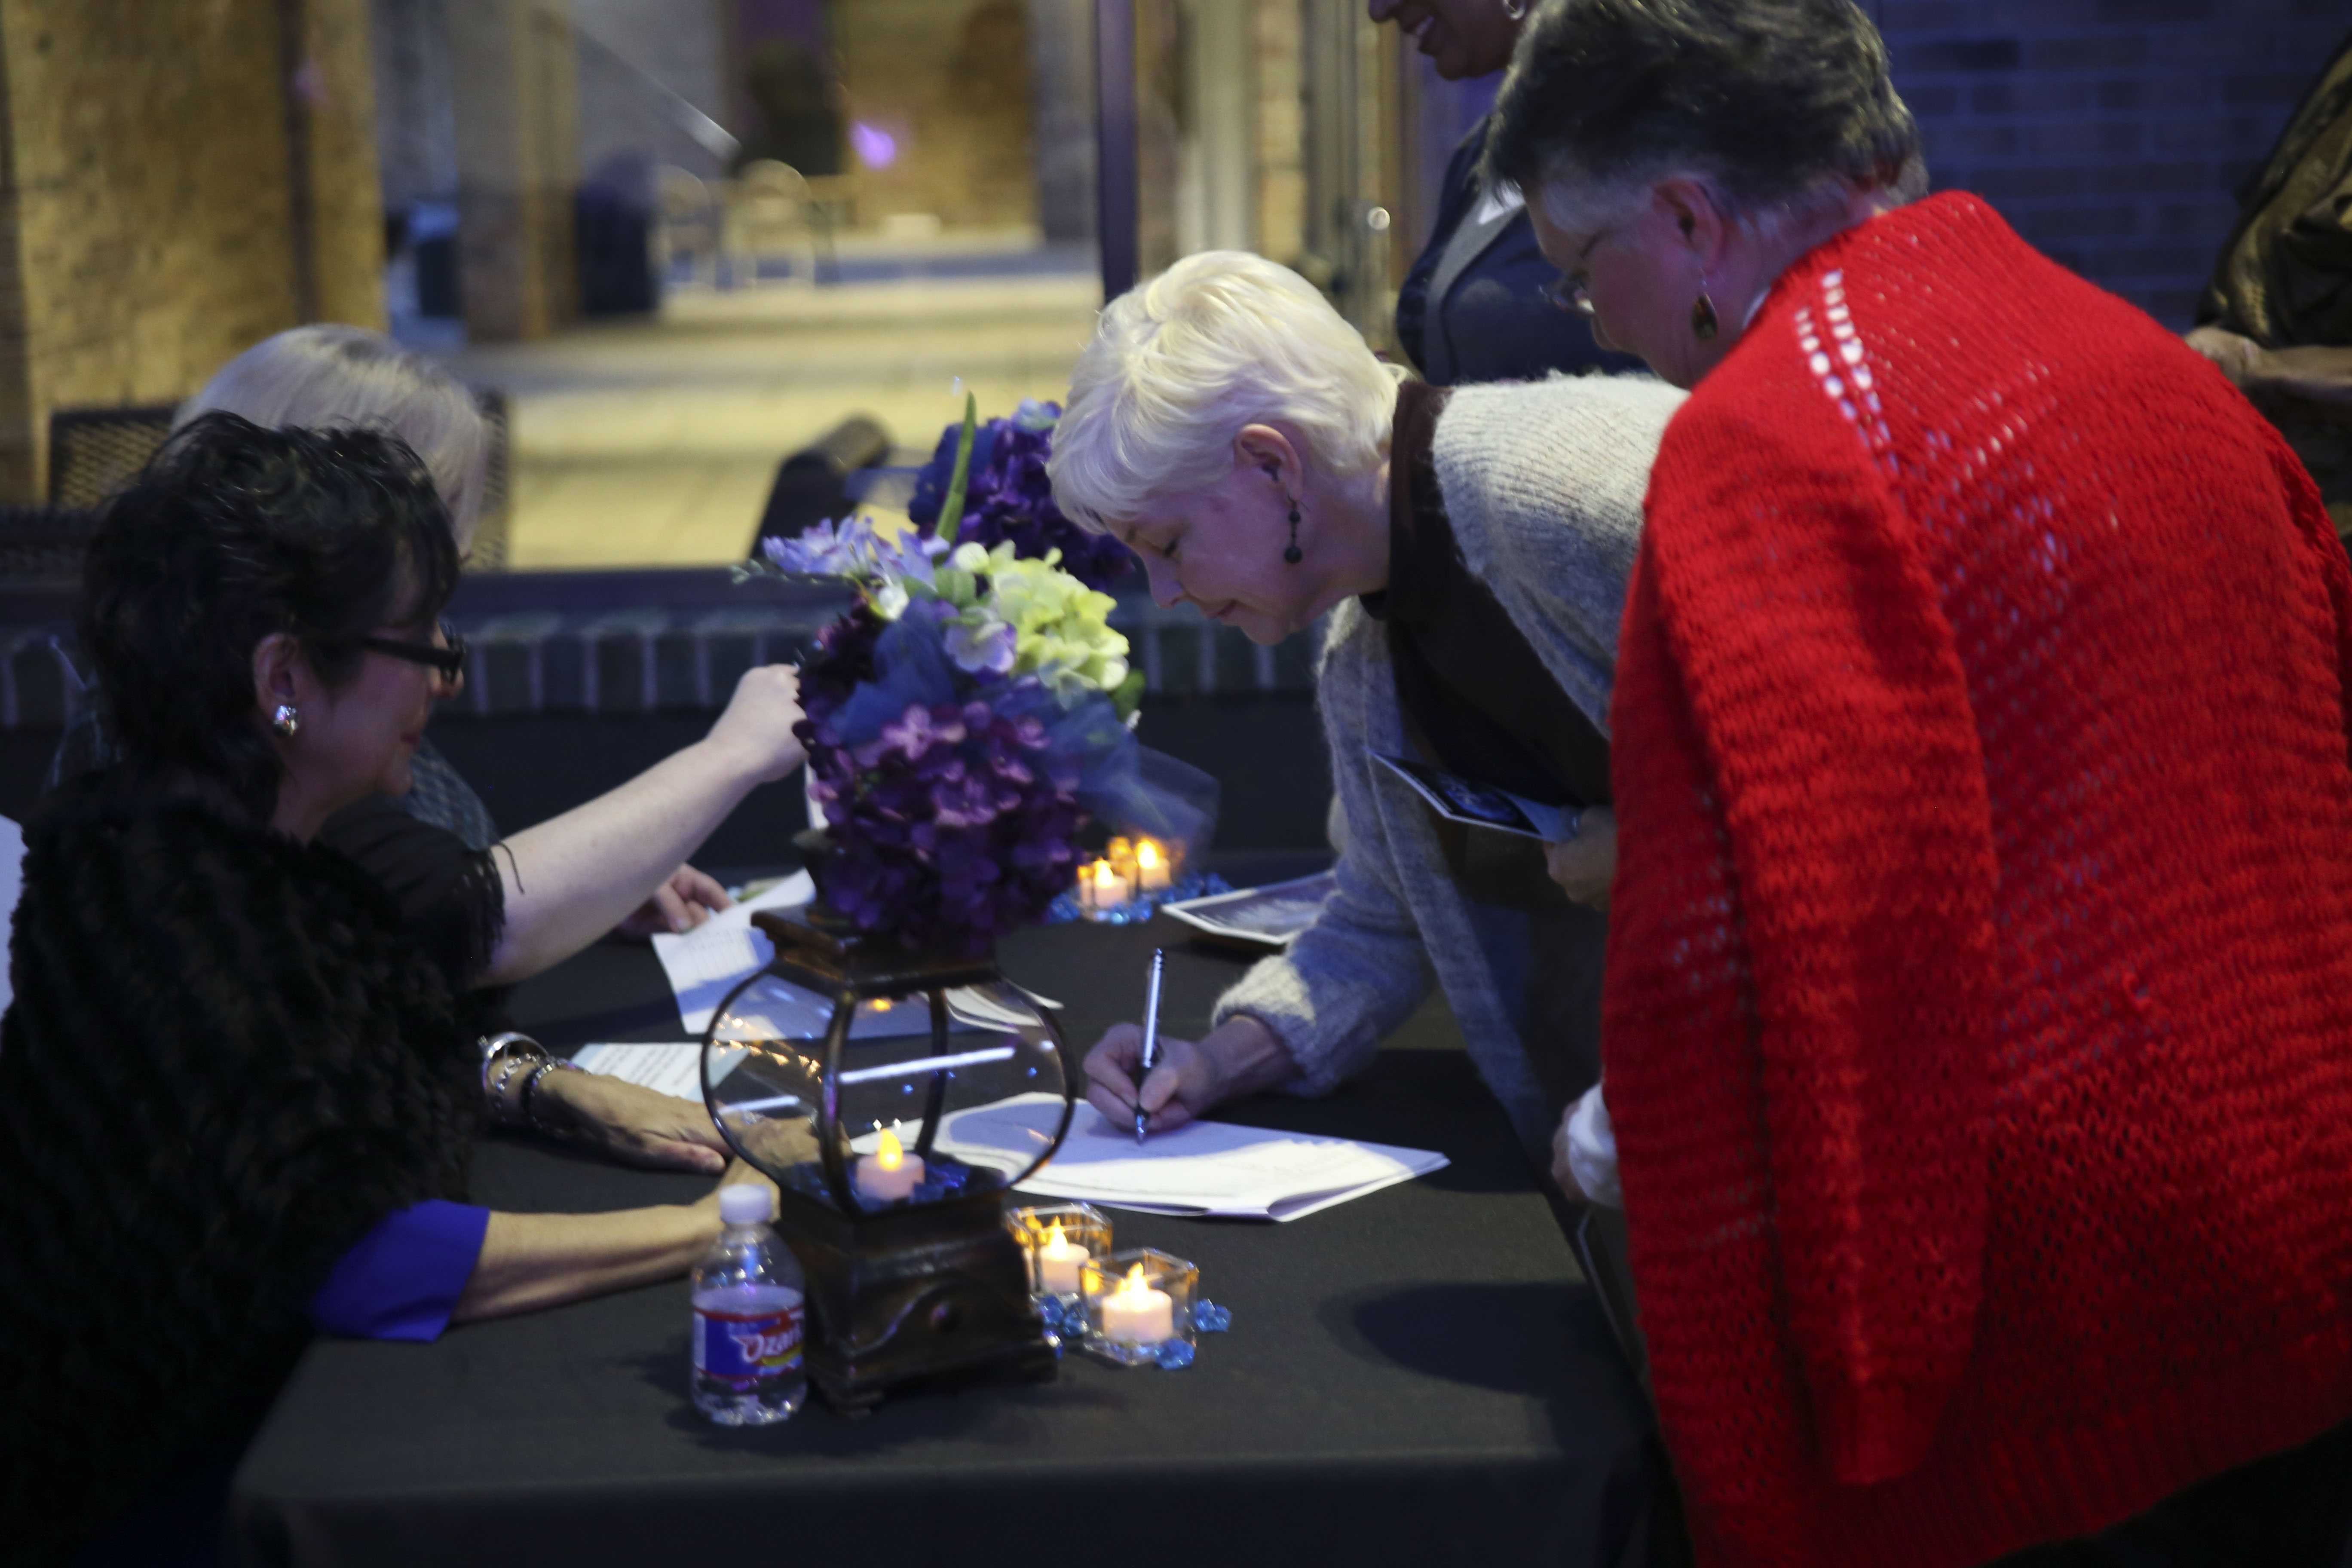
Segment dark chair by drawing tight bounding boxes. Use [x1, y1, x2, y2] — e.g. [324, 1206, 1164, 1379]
[753, 414, 892, 548]
[0, 504, 98, 583]
[46, 406, 177, 509]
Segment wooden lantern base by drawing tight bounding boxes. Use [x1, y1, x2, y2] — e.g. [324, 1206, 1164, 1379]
[778, 1180, 1058, 1415]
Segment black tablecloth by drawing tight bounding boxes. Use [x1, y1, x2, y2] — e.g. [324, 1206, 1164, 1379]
[230, 915, 1657, 1567]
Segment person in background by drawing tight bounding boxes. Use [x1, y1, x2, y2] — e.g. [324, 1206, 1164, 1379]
[2185, 28, 2352, 539]
[1491, 0, 2352, 1563]
[0, 418, 784, 1566]
[1370, 0, 1635, 383]
[52, 325, 801, 999]
[1047, 249, 1681, 1171]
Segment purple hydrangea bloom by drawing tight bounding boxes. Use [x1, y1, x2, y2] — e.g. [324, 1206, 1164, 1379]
[796, 609, 1093, 955]
[906, 402, 1136, 592]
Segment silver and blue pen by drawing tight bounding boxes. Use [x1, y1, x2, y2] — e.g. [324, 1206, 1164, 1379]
[1135, 947, 1166, 1144]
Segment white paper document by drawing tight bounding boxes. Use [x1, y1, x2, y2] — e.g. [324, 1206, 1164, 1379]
[652, 869, 1064, 1038]
[569, 1041, 746, 1098]
[933, 1092, 1447, 1222]
[652, 872, 818, 1033]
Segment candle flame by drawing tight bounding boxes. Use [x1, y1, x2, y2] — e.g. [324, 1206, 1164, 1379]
[1044, 1219, 1066, 1246]
[1118, 1261, 1149, 1297]
[1092, 860, 1119, 888]
[1137, 839, 1162, 871]
[876, 1128, 904, 1170]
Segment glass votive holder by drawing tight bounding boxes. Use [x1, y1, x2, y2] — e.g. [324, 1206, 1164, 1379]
[1006, 1203, 1113, 1300]
[1075, 857, 1133, 922]
[1079, 1248, 1198, 1367]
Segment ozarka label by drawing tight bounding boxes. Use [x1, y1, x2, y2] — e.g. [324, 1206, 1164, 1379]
[693, 1290, 805, 1387]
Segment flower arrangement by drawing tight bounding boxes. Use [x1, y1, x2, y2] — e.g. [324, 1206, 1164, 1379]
[754, 398, 1200, 956]
[906, 398, 1133, 592]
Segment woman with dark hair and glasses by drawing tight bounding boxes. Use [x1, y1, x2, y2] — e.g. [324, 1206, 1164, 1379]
[1488, 1, 2352, 1565]
[52, 325, 810, 1007]
[0, 416, 781, 1565]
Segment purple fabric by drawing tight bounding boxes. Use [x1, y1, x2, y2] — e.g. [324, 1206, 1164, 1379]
[310, 1200, 488, 1343]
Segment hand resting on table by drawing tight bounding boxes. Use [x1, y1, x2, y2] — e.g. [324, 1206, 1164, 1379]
[538, 1069, 734, 1174]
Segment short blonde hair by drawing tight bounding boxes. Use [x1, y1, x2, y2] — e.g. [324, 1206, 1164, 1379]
[1049, 251, 1400, 531]
[177, 325, 491, 551]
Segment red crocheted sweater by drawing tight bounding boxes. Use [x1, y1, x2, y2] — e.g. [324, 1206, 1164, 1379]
[1606, 192, 2352, 1568]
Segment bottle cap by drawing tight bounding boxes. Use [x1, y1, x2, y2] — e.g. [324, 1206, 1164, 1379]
[717, 1184, 773, 1226]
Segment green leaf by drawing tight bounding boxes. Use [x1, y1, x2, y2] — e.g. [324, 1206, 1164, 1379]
[1111, 666, 1147, 720]
[935, 392, 979, 546]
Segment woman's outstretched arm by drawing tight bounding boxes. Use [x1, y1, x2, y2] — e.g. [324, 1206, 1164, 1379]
[480, 665, 805, 986]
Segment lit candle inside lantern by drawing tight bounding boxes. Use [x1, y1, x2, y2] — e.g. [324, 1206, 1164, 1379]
[1035, 1219, 1090, 1295]
[1135, 838, 1172, 893]
[854, 1127, 925, 1203]
[1080, 858, 1130, 914]
[1099, 1262, 1175, 1344]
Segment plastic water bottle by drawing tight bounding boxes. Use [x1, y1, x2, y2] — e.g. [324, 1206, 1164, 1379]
[690, 1185, 807, 1426]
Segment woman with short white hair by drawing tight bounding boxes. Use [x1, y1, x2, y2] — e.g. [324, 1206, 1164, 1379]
[1052, 249, 1683, 1158]
[180, 324, 496, 554]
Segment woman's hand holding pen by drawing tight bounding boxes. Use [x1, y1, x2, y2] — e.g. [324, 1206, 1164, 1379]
[1082, 1014, 1300, 1138]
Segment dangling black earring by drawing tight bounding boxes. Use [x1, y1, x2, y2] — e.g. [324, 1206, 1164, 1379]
[1283, 501, 1303, 565]
[1691, 272, 1721, 342]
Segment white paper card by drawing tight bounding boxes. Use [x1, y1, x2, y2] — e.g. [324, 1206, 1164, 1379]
[652, 872, 818, 1033]
[569, 1041, 746, 1099]
[652, 870, 1063, 1037]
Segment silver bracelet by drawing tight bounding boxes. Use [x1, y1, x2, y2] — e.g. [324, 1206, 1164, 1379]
[519, 1057, 583, 1138]
[480, 1032, 550, 1124]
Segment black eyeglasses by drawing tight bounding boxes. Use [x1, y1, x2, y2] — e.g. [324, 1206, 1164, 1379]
[361, 620, 467, 683]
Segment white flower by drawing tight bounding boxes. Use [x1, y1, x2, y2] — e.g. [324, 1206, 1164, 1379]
[871, 581, 910, 621]
[950, 541, 990, 573]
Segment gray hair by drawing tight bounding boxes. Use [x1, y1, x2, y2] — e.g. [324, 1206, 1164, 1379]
[1049, 251, 1401, 532]
[176, 325, 491, 552]
[1484, 0, 1922, 234]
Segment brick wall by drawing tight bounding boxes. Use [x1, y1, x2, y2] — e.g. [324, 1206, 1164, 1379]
[829, 0, 1039, 230]
[0, 0, 384, 500]
[1880, 0, 2348, 328]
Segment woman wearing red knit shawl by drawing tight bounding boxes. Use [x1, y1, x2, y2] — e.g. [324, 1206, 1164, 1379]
[1488, 3, 2352, 1565]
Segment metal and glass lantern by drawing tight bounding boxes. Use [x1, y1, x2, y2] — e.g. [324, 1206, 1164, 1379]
[701, 905, 1076, 1413]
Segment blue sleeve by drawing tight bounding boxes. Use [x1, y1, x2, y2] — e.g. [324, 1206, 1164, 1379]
[310, 1200, 490, 1342]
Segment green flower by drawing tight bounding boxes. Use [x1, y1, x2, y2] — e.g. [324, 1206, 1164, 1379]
[983, 543, 1130, 703]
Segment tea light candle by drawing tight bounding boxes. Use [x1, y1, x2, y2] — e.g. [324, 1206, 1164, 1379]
[1135, 838, 1172, 893]
[1035, 1220, 1090, 1295]
[854, 1127, 925, 1203]
[1099, 1262, 1175, 1344]
[1080, 858, 1130, 914]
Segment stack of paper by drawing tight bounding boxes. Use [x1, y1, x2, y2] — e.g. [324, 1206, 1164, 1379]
[934, 1092, 1446, 1222]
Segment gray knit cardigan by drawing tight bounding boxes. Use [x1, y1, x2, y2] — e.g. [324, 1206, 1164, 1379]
[1210, 372, 1686, 1154]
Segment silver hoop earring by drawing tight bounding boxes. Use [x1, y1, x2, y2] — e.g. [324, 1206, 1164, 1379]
[270, 704, 300, 738]
[1501, 0, 1528, 18]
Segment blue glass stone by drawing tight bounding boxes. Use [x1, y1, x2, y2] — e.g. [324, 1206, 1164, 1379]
[1191, 1300, 1232, 1333]
[1153, 1338, 1196, 1370]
